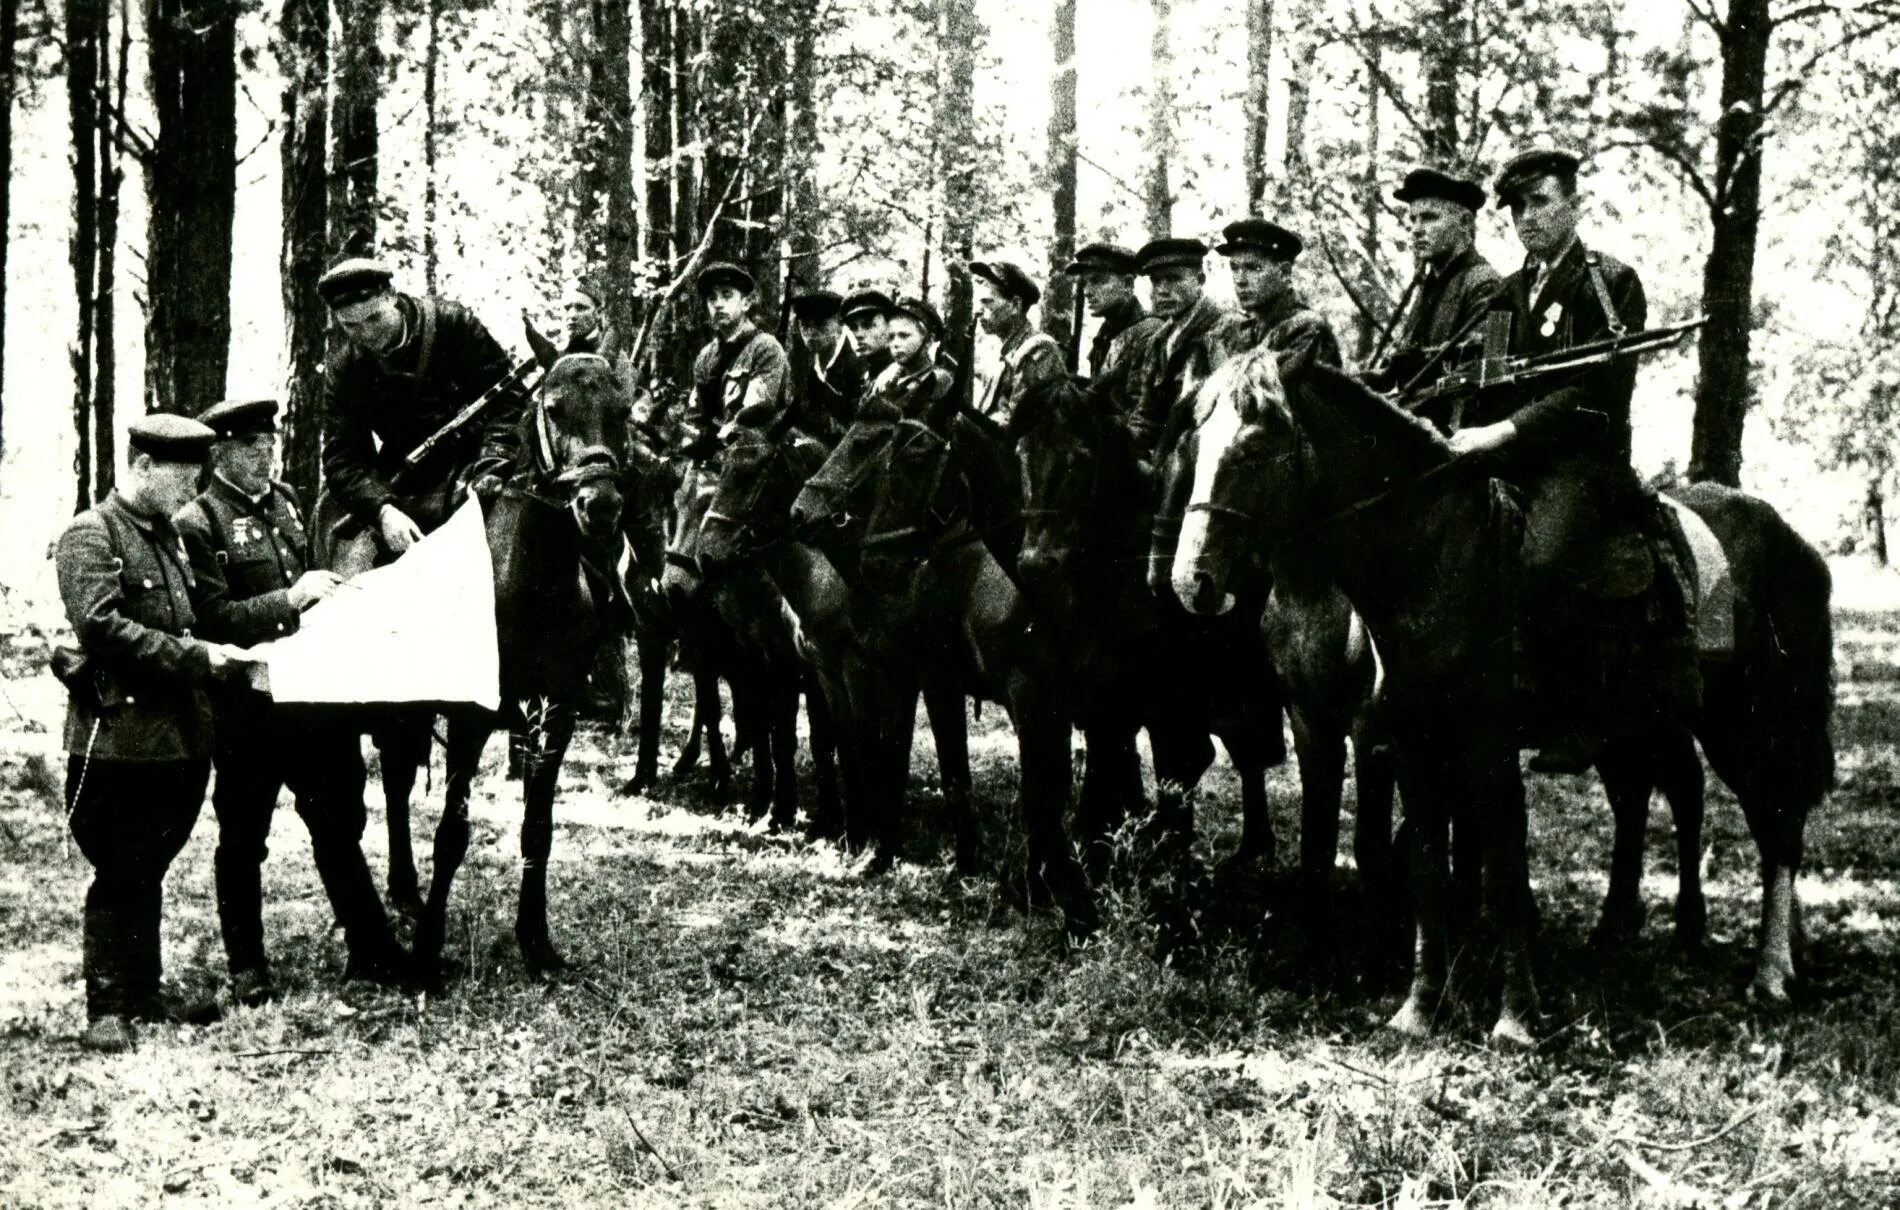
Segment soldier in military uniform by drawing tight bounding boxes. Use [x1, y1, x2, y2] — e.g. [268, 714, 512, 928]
[685, 261, 792, 437]
[1213, 219, 1342, 367]
[1365, 168, 1501, 396]
[1126, 238, 1233, 457]
[788, 288, 866, 438]
[318, 256, 528, 556]
[54, 416, 259, 1052]
[969, 260, 1064, 423]
[175, 399, 412, 1006]
[842, 288, 897, 385]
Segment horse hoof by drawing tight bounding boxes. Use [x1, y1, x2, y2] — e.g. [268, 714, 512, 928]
[1588, 906, 1645, 952]
[1490, 1011, 1537, 1051]
[521, 943, 569, 978]
[1385, 997, 1435, 1038]
[708, 775, 734, 805]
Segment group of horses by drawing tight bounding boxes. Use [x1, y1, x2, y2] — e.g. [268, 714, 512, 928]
[349, 332, 1835, 1047]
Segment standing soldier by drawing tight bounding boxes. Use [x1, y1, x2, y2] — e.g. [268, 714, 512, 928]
[1365, 168, 1501, 396]
[175, 399, 413, 1007]
[1213, 219, 1342, 367]
[841, 288, 897, 385]
[788, 288, 865, 438]
[687, 261, 792, 436]
[1126, 238, 1232, 457]
[969, 259, 1064, 423]
[53, 416, 258, 1051]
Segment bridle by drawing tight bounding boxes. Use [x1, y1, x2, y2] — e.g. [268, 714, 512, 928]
[699, 432, 789, 556]
[508, 353, 625, 534]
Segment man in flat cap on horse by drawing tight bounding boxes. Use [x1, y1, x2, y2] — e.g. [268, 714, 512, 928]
[970, 260, 1065, 425]
[1365, 167, 1502, 398]
[1213, 218, 1342, 368]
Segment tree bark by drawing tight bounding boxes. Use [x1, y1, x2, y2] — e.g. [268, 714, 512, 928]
[1144, 0, 1173, 236]
[422, 0, 439, 293]
[1869, 475, 1889, 567]
[1688, 0, 1769, 487]
[1244, 0, 1273, 212]
[1421, 0, 1464, 161]
[584, 0, 637, 341]
[67, 0, 101, 511]
[329, 0, 382, 256]
[0, 0, 17, 475]
[93, 0, 128, 501]
[937, 0, 979, 405]
[279, 0, 329, 507]
[145, 0, 238, 415]
[1045, 0, 1077, 354]
[785, 0, 820, 294]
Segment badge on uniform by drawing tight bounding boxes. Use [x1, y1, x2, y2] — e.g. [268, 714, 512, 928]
[1539, 302, 1563, 338]
[234, 517, 259, 545]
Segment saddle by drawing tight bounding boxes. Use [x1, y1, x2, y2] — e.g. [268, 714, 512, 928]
[1563, 492, 1732, 659]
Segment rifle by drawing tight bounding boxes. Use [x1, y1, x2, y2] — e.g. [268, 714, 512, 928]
[1401, 316, 1706, 419]
[392, 356, 542, 488]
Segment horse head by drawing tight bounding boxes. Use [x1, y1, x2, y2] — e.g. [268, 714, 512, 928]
[699, 418, 825, 573]
[1171, 347, 1312, 617]
[1009, 374, 1112, 604]
[525, 352, 632, 543]
[788, 414, 896, 540]
[859, 416, 962, 586]
[661, 454, 720, 608]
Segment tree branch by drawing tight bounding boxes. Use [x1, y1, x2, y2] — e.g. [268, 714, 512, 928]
[1686, 0, 1727, 34]
[1765, 11, 1900, 113]
[1599, 135, 1717, 211]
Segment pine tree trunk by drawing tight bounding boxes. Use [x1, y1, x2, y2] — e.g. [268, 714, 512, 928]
[1422, 0, 1463, 161]
[785, 0, 820, 294]
[422, 0, 439, 293]
[94, 0, 128, 501]
[1244, 0, 1273, 212]
[1283, 9, 1313, 180]
[0, 0, 17, 476]
[279, 0, 329, 507]
[938, 0, 979, 405]
[1144, 0, 1173, 237]
[1355, 36, 1381, 361]
[1688, 0, 1769, 488]
[667, 1, 698, 386]
[585, 0, 637, 340]
[329, 0, 382, 256]
[68, 0, 101, 511]
[1869, 475, 1889, 567]
[145, 0, 238, 415]
[1045, 0, 1077, 357]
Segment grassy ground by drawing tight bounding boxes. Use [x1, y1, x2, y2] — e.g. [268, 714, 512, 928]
[3, 562, 1900, 1207]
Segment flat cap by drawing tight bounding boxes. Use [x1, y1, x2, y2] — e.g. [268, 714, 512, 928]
[1136, 237, 1209, 275]
[1395, 167, 1486, 211]
[127, 413, 217, 464]
[841, 288, 895, 323]
[566, 277, 606, 307]
[1493, 148, 1582, 207]
[970, 260, 1041, 309]
[891, 295, 946, 341]
[1065, 242, 1141, 275]
[790, 289, 844, 322]
[199, 398, 281, 440]
[1216, 219, 1303, 261]
[317, 256, 394, 308]
[695, 261, 756, 296]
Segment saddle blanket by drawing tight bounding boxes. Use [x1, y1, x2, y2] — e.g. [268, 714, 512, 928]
[243, 495, 501, 709]
[1661, 495, 1734, 657]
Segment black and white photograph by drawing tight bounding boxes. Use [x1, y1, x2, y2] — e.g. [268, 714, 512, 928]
[1, 0, 1898, 1203]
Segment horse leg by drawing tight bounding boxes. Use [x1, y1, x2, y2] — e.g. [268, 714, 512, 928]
[700, 666, 734, 802]
[1474, 735, 1538, 1048]
[1013, 677, 1092, 944]
[517, 697, 574, 974]
[1591, 736, 1655, 950]
[1388, 743, 1455, 1039]
[412, 715, 491, 983]
[803, 676, 842, 841]
[1142, 725, 1214, 962]
[1653, 728, 1707, 953]
[768, 673, 801, 833]
[375, 712, 429, 914]
[624, 623, 669, 794]
[865, 684, 921, 875]
[1351, 722, 1403, 989]
[1076, 720, 1139, 884]
[923, 681, 979, 875]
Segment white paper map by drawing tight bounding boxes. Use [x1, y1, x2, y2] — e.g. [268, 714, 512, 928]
[247, 495, 500, 709]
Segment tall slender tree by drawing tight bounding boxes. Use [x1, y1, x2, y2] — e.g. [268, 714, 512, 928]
[582, 0, 637, 341]
[329, 0, 382, 255]
[937, 0, 979, 404]
[785, 0, 821, 294]
[0, 0, 18, 473]
[279, 0, 329, 506]
[93, 0, 127, 501]
[1144, 0, 1173, 236]
[1244, 0, 1274, 212]
[1045, 0, 1077, 357]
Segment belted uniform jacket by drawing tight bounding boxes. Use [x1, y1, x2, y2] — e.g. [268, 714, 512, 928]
[57, 492, 216, 761]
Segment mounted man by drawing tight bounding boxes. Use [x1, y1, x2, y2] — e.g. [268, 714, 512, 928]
[1126, 237, 1232, 459]
[1212, 218, 1342, 367]
[970, 260, 1065, 424]
[686, 261, 792, 438]
[1066, 242, 1163, 420]
[1448, 147, 1696, 772]
[842, 288, 897, 386]
[788, 287, 866, 439]
[868, 296, 956, 417]
[1364, 167, 1502, 399]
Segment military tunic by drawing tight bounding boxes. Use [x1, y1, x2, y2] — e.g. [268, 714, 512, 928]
[690, 320, 792, 432]
[976, 323, 1065, 423]
[1215, 288, 1343, 368]
[1087, 295, 1150, 379]
[793, 332, 867, 439]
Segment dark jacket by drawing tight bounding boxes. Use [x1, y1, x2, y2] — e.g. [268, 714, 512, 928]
[976, 322, 1065, 422]
[1367, 247, 1502, 394]
[1478, 239, 1647, 469]
[1129, 293, 1233, 457]
[57, 492, 217, 761]
[1088, 295, 1150, 379]
[174, 475, 309, 647]
[792, 331, 867, 438]
[867, 357, 955, 421]
[1215, 288, 1343, 368]
[320, 294, 526, 532]
[690, 320, 792, 432]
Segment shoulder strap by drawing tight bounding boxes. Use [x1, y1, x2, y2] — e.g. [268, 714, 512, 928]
[415, 297, 441, 381]
[196, 497, 234, 567]
[1582, 251, 1627, 339]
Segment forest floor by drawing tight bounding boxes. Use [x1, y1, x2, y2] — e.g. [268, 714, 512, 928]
[1, 561, 1898, 1208]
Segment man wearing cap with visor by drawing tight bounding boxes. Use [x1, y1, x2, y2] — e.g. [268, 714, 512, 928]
[318, 255, 528, 557]
[684, 260, 791, 438]
[868, 296, 956, 417]
[1213, 218, 1341, 367]
[54, 416, 261, 1051]
[1127, 237, 1232, 457]
[970, 259, 1064, 423]
[841, 288, 897, 385]
[559, 276, 618, 358]
[788, 288, 866, 438]
[1365, 168, 1501, 395]
[1066, 243, 1160, 382]
[176, 400, 412, 1006]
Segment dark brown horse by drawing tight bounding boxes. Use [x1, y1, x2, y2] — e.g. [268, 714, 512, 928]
[1175, 348, 1834, 1038]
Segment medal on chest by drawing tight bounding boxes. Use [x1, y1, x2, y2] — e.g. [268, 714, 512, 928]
[1539, 302, 1563, 339]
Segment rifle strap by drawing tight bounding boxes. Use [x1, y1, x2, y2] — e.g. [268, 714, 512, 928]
[415, 297, 440, 381]
[1583, 252, 1627, 339]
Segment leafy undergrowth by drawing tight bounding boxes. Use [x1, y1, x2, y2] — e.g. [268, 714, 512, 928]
[2, 570, 1899, 1207]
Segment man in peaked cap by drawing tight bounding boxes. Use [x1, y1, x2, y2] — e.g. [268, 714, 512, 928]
[683, 260, 790, 440]
[1365, 167, 1501, 397]
[789, 288, 866, 438]
[1066, 243, 1159, 381]
[841, 287, 897, 384]
[175, 400, 411, 1007]
[1214, 218, 1342, 369]
[54, 415, 264, 1051]
[970, 259, 1064, 423]
[1124, 237, 1232, 458]
[319, 253, 529, 558]
[865, 295, 957, 421]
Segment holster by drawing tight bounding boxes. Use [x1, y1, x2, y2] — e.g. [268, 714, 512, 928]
[51, 646, 123, 713]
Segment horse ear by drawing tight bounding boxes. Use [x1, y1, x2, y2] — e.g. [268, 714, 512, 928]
[523, 312, 561, 369]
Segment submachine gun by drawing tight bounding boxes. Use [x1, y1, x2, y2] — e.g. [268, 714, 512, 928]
[1394, 313, 1707, 434]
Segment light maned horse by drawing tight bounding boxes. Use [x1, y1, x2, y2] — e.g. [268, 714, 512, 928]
[1175, 348, 1834, 1039]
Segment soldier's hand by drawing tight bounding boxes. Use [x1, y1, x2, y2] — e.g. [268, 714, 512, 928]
[203, 642, 258, 681]
[1448, 421, 1515, 455]
[379, 504, 424, 554]
[288, 570, 344, 611]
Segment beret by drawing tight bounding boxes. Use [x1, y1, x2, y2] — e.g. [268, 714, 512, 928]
[841, 288, 896, 322]
[199, 398, 281, 440]
[1493, 148, 1582, 207]
[1065, 242, 1141, 275]
[1136, 237, 1209, 274]
[127, 413, 216, 464]
[890, 295, 946, 340]
[1216, 219, 1303, 261]
[695, 261, 756, 296]
[790, 289, 844, 321]
[969, 260, 1040, 308]
[1394, 167, 1486, 211]
[317, 256, 394, 308]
